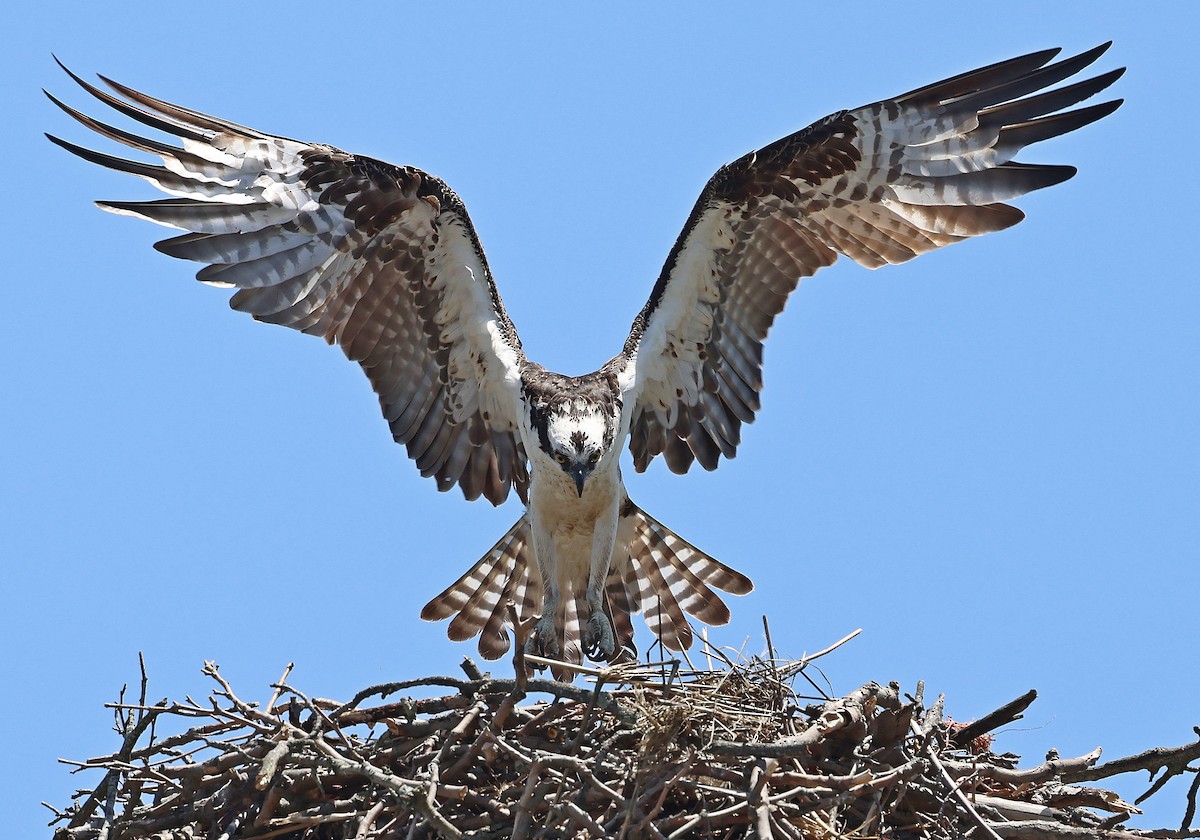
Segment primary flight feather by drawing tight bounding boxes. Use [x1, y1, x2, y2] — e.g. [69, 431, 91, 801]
[47, 44, 1122, 673]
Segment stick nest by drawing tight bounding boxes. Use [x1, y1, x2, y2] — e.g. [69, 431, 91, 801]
[48, 633, 1200, 839]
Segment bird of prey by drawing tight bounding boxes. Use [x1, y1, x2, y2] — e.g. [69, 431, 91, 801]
[47, 44, 1122, 672]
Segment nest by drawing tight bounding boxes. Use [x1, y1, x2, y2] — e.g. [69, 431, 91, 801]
[48, 630, 1200, 839]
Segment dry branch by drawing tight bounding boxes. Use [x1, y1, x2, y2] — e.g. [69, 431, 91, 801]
[47, 637, 1200, 839]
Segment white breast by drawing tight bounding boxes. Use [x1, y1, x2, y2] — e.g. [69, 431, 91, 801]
[527, 454, 624, 588]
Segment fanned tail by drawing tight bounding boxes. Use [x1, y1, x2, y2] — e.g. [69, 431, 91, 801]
[420, 500, 753, 676]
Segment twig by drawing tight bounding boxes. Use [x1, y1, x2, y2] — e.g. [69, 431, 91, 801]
[763, 615, 777, 662]
[950, 689, 1038, 748]
[266, 663, 295, 715]
[796, 628, 863, 666]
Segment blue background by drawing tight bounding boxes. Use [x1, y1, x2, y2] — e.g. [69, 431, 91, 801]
[4, 3, 1197, 835]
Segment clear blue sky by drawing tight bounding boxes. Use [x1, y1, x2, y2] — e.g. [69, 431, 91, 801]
[4, 3, 1197, 834]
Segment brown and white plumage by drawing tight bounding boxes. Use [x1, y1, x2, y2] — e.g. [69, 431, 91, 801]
[46, 61, 530, 507]
[47, 44, 1121, 673]
[622, 43, 1123, 477]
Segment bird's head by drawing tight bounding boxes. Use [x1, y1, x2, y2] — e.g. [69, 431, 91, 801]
[540, 401, 614, 497]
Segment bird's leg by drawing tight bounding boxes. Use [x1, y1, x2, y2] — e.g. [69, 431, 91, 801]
[526, 522, 560, 659]
[582, 505, 618, 662]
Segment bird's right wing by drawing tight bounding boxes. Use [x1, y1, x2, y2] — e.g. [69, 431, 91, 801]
[47, 62, 531, 504]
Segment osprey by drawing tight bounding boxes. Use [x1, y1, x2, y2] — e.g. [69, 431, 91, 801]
[48, 45, 1121, 671]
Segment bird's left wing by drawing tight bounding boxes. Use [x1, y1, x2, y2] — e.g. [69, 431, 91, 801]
[618, 44, 1123, 475]
[46, 62, 531, 505]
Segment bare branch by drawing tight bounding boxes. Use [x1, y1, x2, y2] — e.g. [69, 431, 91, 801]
[1068, 737, 1200, 784]
[950, 689, 1038, 748]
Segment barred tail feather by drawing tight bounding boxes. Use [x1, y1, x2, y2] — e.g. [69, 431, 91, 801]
[419, 515, 535, 660]
[618, 540, 645, 615]
[558, 593, 585, 674]
[639, 509, 754, 597]
[477, 553, 533, 659]
[633, 541, 694, 651]
[603, 573, 638, 663]
[616, 500, 754, 654]
[641, 523, 732, 625]
[446, 550, 517, 641]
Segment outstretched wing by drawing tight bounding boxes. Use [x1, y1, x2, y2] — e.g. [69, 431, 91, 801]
[47, 62, 530, 505]
[620, 44, 1123, 474]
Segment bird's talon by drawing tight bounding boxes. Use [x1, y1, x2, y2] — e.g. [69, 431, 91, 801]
[524, 617, 560, 659]
[583, 613, 615, 662]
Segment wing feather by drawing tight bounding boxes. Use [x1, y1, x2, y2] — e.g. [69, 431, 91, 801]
[621, 44, 1122, 472]
[48, 66, 531, 504]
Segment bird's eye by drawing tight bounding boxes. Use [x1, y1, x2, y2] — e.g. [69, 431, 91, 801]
[589, 452, 600, 464]
[555, 452, 567, 464]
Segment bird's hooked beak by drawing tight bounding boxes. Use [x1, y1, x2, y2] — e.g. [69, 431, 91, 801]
[568, 463, 590, 497]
